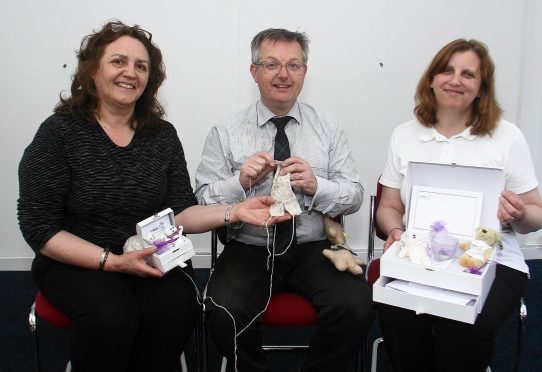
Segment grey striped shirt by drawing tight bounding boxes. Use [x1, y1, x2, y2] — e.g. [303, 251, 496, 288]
[195, 101, 363, 246]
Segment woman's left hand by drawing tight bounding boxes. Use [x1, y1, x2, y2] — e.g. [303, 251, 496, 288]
[498, 190, 525, 224]
[233, 196, 291, 226]
[497, 188, 542, 234]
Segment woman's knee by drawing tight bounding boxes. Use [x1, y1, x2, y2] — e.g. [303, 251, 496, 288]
[74, 299, 140, 340]
[434, 320, 493, 371]
[345, 295, 374, 329]
[320, 285, 374, 330]
[435, 319, 493, 347]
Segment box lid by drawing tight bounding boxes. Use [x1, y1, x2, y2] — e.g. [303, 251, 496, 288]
[136, 208, 177, 248]
[404, 162, 505, 239]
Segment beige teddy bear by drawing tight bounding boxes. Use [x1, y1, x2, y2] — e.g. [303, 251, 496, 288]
[475, 226, 502, 248]
[322, 216, 364, 275]
[458, 226, 500, 271]
[458, 240, 493, 271]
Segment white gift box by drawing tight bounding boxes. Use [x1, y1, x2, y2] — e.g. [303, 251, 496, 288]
[136, 208, 195, 273]
[373, 162, 504, 323]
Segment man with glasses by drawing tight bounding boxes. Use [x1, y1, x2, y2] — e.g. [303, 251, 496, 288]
[195, 28, 373, 372]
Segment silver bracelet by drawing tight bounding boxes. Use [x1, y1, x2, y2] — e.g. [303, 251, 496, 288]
[224, 203, 243, 229]
[98, 248, 110, 271]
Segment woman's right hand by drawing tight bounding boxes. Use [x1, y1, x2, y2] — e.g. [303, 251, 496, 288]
[383, 228, 403, 251]
[106, 247, 164, 278]
[377, 185, 406, 252]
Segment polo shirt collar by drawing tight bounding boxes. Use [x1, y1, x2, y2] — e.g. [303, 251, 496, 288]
[419, 124, 477, 142]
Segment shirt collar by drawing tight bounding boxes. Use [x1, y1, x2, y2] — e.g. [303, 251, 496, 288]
[418, 124, 477, 142]
[256, 100, 302, 127]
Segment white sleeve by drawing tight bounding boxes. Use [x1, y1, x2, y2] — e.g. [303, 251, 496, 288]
[504, 129, 539, 194]
[380, 126, 402, 189]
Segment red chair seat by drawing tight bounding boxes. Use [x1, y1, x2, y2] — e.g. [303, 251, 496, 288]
[262, 292, 318, 327]
[366, 258, 381, 287]
[35, 291, 71, 329]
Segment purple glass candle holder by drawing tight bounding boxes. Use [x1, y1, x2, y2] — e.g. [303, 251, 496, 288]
[430, 234, 459, 261]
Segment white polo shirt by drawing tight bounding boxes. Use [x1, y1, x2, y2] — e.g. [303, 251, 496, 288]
[380, 119, 538, 273]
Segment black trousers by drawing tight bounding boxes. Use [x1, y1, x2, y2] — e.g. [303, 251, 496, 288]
[36, 262, 200, 372]
[377, 264, 528, 372]
[204, 240, 374, 372]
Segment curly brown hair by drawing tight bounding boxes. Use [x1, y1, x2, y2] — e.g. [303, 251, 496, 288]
[55, 20, 166, 131]
[414, 39, 502, 136]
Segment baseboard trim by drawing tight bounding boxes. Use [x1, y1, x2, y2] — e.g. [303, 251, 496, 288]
[0, 257, 34, 271]
[0, 254, 214, 271]
[2, 245, 541, 271]
[521, 245, 542, 260]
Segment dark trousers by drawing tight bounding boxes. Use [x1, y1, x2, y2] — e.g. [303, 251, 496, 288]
[204, 240, 374, 372]
[378, 264, 528, 372]
[36, 262, 200, 372]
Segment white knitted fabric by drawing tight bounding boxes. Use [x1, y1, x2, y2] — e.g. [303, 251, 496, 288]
[270, 165, 302, 217]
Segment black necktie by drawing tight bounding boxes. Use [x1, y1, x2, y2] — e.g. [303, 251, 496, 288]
[270, 116, 296, 253]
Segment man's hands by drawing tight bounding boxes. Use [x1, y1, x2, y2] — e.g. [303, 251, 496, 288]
[239, 152, 275, 190]
[279, 157, 317, 196]
[239, 152, 317, 196]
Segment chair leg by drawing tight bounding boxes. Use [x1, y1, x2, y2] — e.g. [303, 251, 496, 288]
[29, 301, 41, 372]
[179, 353, 187, 372]
[371, 337, 383, 372]
[514, 297, 527, 372]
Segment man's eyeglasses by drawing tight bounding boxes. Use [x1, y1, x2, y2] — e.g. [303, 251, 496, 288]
[254, 61, 306, 75]
[108, 22, 152, 41]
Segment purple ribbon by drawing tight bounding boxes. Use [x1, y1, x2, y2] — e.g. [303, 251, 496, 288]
[154, 236, 179, 254]
[467, 267, 482, 275]
[466, 261, 495, 275]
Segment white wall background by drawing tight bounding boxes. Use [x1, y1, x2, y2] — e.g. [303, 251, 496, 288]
[1, 0, 541, 269]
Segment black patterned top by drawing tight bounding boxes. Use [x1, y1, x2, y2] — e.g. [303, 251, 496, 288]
[18, 113, 197, 275]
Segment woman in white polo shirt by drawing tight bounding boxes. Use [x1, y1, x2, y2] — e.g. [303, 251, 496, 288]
[376, 39, 542, 371]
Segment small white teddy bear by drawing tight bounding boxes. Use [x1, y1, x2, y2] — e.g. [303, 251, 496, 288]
[397, 231, 431, 266]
